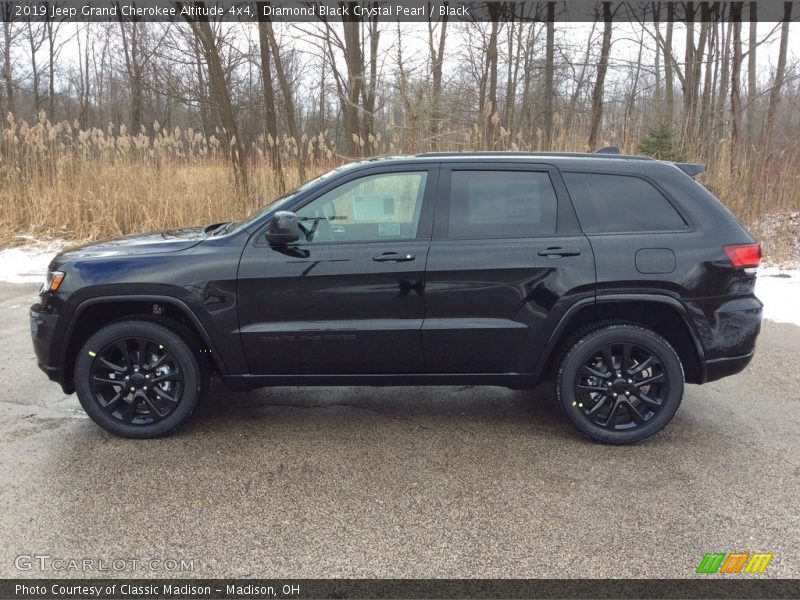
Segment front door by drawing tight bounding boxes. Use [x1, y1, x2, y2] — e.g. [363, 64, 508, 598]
[237, 166, 437, 374]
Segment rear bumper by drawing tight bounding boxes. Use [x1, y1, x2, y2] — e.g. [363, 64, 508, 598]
[694, 295, 761, 383]
[704, 351, 755, 383]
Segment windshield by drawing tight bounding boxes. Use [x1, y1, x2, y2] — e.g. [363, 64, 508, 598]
[226, 166, 344, 233]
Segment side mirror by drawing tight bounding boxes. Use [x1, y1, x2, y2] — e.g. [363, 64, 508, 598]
[265, 211, 300, 245]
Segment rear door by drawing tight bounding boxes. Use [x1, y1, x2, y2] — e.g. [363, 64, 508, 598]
[422, 162, 595, 374]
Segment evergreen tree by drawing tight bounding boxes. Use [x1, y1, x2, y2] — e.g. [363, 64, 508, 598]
[637, 124, 687, 162]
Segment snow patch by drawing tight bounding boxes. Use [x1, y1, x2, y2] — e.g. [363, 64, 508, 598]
[0, 241, 64, 284]
[756, 267, 800, 327]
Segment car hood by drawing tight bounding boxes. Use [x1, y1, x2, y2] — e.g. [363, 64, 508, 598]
[54, 227, 208, 263]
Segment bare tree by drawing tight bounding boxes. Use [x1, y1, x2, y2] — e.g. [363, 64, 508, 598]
[24, 22, 47, 114]
[427, 3, 447, 150]
[746, 6, 757, 146]
[361, 12, 380, 155]
[1, 10, 17, 116]
[763, 2, 792, 154]
[181, 5, 248, 189]
[683, 3, 696, 131]
[543, 2, 555, 148]
[484, 6, 500, 147]
[730, 2, 744, 168]
[663, 4, 674, 124]
[74, 24, 92, 127]
[256, 3, 282, 181]
[588, 2, 612, 150]
[118, 20, 147, 132]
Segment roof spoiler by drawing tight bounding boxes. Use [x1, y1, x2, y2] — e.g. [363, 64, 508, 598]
[594, 146, 620, 154]
[675, 163, 706, 177]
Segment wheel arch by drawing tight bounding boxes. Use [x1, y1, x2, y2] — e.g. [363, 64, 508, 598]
[60, 295, 226, 392]
[538, 294, 706, 384]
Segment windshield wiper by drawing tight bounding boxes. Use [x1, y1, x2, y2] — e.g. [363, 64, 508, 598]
[211, 222, 233, 236]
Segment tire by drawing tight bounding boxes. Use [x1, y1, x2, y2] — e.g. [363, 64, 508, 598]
[556, 324, 684, 444]
[75, 319, 206, 438]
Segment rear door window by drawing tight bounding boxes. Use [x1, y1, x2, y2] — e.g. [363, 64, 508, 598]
[447, 170, 558, 238]
[562, 172, 687, 233]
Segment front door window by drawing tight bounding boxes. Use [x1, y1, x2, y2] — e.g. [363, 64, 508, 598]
[295, 171, 428, 243]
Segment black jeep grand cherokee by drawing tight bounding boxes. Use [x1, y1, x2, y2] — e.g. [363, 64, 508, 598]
[31, 151, 762, 443]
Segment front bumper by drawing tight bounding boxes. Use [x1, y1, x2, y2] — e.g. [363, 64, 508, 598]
[30, 303, 73, 393]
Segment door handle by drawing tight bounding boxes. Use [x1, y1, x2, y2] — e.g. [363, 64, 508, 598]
[538, 247, 581, 258]
[373, 252, 415, 263]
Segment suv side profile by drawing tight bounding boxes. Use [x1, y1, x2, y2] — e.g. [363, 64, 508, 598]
[30, 151, 763, 443]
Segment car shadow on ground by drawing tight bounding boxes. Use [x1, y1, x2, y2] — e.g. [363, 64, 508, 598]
[179, 378, 570, 438]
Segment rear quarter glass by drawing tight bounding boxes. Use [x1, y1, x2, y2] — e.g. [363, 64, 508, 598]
[658, 168, 756, 242]
[561, 171, 687, 234]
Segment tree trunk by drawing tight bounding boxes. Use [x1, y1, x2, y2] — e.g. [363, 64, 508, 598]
[698, 20, 716, 144]
[427, 5, 447, 150]
[318, 51, 326, 129]
[623, 30, 644, 147]
[183, 3, 248, 191]
[263, 18, 303, 178]
[256, 3, 283, 186]
[564, 20, 596, 133]
[763, 3, 792, 156]
[664, 5, 674, 124]
[119, 21, 144, 134]
[26, 22, 45, 114]
[653, 9, 661, 120]
[361, 14, 380, 155]
[46, 19, 56, 119]
[485, 9, 500, 148]
[503, 22, 517, 142]
[341, 6, 364, 156]
[543, 2, 555, 148]
[683, 4, 695, 132]
[714, 20, 732, 145]
[729, 2, 744, 169]
[746, 7, 757, 148]
[587, 2, 612, 150]
[2, 21, 14, 116]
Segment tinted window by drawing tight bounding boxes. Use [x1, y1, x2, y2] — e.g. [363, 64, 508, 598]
[563, 172, 687, 233]
[448, 171, 558, 238]
[295, 171, 428, 243]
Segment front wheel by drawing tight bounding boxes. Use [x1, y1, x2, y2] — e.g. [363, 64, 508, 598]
[75, 320, 205, 438]
[557, 324, 684, 444]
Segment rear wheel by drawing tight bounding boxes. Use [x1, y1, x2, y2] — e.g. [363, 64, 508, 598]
[557, 324, 683, 444]
[75, 320, 205, 438]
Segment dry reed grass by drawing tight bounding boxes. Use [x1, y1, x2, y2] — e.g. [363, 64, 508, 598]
[1, 112, 798, 262]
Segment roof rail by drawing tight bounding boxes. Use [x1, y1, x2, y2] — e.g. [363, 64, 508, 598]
[594, 146, 621, 154]
[413, 150, 652, 161]
[415, 151, 545, 157]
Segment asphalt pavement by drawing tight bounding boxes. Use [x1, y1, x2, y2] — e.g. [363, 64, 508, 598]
[1, 282, 798, 578]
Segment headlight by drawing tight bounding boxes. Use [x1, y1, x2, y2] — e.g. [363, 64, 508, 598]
[42, 270, 65, 293]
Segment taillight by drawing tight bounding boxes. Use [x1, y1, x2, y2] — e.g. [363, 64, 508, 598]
[724, 243, 762, 269]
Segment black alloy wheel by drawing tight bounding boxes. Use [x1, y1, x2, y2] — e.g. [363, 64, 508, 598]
[89, 336, 184, 425]
[557, 324, 684, 444]
[75, 320, 205, 438]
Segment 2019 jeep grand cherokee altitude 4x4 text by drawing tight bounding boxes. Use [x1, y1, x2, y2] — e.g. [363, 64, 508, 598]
[30, 151, 762, 443]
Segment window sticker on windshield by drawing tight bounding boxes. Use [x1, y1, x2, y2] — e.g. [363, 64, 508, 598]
[353, 195, 395, 221]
